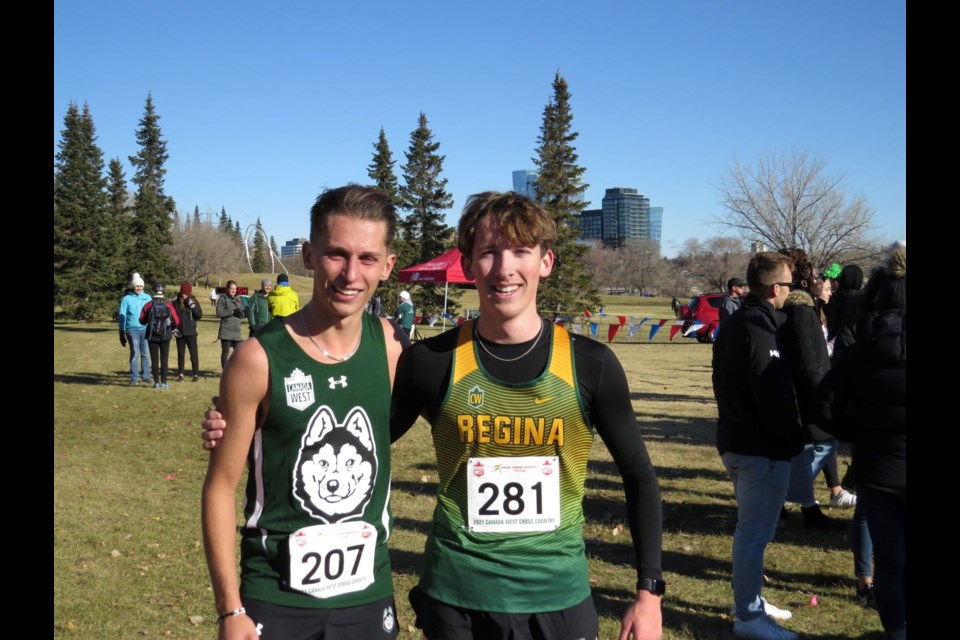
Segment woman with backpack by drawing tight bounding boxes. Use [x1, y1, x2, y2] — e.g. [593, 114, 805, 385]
[139, 283, 180, 389]
[172, 281, 203, 382]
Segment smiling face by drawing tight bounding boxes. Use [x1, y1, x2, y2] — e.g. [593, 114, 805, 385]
[302, 214, 397, 322]
[462, 215, 554, 330]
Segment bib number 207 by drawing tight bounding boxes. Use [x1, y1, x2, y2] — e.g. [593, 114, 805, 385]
[288, 522, 377, 599]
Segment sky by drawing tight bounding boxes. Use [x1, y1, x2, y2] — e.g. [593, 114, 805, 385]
[54, 0, 905, 260]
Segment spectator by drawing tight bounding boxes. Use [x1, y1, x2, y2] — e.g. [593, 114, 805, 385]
[393, 290, 415, 338]
[216, 280, 245, 370]
[209, 287, 218, 308]
[172, 281, 202, 382]
[719, 277, 747, 324]
[671, 297, 682, 318]
[139, 283, 180, 389]
[118, 272, 153, 386]
[267, 272, 299, 317]
[247, 278, 273, 337]
[713, 251, 803, 639]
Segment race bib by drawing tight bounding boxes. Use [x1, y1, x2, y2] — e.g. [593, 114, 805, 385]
[466, 456, 560, 533]
[288, 521, 377, 599]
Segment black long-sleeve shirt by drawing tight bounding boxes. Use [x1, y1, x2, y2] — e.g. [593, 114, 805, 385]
[389, 318, 663, 584]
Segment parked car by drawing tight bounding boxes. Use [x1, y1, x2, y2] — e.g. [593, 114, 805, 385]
[679, 292, 725, 343]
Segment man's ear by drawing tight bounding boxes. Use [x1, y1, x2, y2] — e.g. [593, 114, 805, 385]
[301, 241, 314, 270]
[461, 253, 474, 280]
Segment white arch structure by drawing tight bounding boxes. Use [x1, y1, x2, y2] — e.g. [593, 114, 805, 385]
[243, 223, 287, 274]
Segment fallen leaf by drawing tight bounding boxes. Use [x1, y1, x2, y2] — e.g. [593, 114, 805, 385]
[110, 549, 121, 557]
[189, 616, 204, 625]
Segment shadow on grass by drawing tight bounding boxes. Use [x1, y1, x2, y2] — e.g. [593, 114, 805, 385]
[392, 516, 432, 537]
[587, 459, 729, 485]
[630, 390, 716, 405]
[391, 480, 438, 497]
[595, 586, 738, 639]
[387, 546, 427, 576]
[54, 325, 114, 333]
[53, 370, 221, 387]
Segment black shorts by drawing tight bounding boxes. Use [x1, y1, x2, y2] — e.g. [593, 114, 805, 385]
[408, 586, 598, 640]
[243, 594, 399, 640]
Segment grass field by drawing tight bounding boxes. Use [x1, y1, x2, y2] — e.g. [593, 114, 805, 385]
[54, 288, 884, 639]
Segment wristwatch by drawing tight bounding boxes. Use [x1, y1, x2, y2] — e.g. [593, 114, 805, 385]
[637, 578, 666, 596]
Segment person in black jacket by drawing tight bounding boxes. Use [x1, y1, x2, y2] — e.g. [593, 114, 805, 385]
[817, 246, 906, 640]
[826, 264, 865, 361]
[172, 281, 203, 381]
[779, 249, 848, 529]
[713, 251, 803, 640]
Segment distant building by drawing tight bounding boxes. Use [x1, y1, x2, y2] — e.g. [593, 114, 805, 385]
[572, 188, 663, 247]
[512, 169, 539, 198]
[281, 237, 308, 260]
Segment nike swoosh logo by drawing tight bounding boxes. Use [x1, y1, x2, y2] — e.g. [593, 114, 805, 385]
[534, 397, 553, 405]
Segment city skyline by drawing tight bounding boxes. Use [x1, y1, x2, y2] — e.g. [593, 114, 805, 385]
[55, 1, 905, 260]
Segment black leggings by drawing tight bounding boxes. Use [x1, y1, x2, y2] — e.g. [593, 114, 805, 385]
[221, 339, 241, 369]
[176, 334, 199, 376]
[148, 340, 171, 384]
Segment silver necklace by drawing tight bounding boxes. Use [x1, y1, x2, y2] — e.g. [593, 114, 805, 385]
[474, 318, 545, 363]
[299, 313, 361, 363]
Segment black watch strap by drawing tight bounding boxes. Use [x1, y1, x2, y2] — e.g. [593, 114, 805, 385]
[637, 578, 666, 596]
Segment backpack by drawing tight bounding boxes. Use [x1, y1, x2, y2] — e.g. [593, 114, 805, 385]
[147, 300, 172, 341]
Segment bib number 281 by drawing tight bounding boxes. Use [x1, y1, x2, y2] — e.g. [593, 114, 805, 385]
[466, 456, 560, 533]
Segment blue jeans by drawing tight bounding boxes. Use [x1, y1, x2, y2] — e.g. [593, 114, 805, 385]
[126, 329, 151, 382]
[860, 486, 906, 639]
[721, 452, 790, 621]
[786, 439, 837, 505]
[852, 499, 873, 578]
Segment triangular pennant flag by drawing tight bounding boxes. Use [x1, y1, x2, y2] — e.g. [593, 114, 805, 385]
[627, 324, 637, 339]
[590, 322, 599, 338]
[583, 309, 591, 319]
[669, 325, 683, 341]
[607, 324, 620, 343]
[617, 315, 626, 326]
[570, 322, 582, 335]
[657, 318, 668, 327]
[684, 322, 703, 336]
[637, 317, 650, 328]
[648, 324, 662, 341]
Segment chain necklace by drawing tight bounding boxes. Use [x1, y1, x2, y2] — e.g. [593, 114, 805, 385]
[474, 318, 545, 363]
[299, 312, 362, 363]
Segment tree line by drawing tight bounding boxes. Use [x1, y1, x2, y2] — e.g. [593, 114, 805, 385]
[55, 80, 883, 321]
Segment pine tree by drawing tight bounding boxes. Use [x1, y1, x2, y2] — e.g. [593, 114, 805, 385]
[104, 157, 132, 291]
[193, 205, 201, 226]
[129, 93, 176, 284]
[399, 113, 458, 316]
[54, 103, 118, 319]
[251, 218, 267, 272]
[270, 235, 279, 260]
[367, 127, 412, 294]
[234, 220, 242, 243]
[218, 207, 230, 233]
[532, 73, 600, 316]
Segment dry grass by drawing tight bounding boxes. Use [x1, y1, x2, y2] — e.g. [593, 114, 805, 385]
[54, 293, 883, 638]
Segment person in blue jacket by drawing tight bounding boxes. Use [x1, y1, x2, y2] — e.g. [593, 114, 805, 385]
[118, 272, 153, 386]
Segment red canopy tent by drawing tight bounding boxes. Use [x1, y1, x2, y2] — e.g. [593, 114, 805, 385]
[397, 247, 474, 331]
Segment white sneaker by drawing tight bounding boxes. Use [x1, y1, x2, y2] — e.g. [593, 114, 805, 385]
[762, 598, 793, 620]
[733, 615, 799, 640]
[830, 488, 857, 508]
[730, 597, 792, 620]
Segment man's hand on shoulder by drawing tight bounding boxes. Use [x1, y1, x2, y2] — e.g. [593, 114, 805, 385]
[201, 396, 225, 450]
[618, 590, 663, 640]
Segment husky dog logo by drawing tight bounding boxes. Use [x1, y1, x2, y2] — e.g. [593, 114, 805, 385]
[382, 605, 395, 632]
[293, 405, 378, 522]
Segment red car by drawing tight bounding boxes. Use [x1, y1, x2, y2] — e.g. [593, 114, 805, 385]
[679, 293, 726, 343]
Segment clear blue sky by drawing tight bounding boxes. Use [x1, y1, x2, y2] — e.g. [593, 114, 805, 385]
[54, 0, 905, 260]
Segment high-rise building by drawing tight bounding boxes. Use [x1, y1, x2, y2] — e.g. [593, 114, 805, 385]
[512, 169, 539, 198]
[648, 207, 663, 244]
[281, 237, 308, 260]
[576, 209, 603, 240]
[573, 188, 663, 247]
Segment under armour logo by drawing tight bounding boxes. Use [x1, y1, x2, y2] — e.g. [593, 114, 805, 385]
[769, 349, 780, 358]
[255, 622, 263, 636]
[328, 375, 348, 389]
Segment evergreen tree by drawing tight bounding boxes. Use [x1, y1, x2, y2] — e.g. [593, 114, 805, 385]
[193, 205, 201, 226]
[234, 220, 242, 243]
[368, 127, 401, 205]
[251, 218, 267, 272]
[399, 113, 458, 316]
[54, 102, 118, 319]
[270, 235, 279, 260]
[532, 73, 600, 316]
[218, 207, 230, 233]
[105, 157, 132, 284]
[367, 126, 412, 294]
[129, 93, 176, 284]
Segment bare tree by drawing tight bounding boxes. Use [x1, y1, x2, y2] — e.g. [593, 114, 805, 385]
[620, 239, 665, 296]
[677, 236, 751, 292]
[716, 149, 875, 267]
[166, 218, 245, 283]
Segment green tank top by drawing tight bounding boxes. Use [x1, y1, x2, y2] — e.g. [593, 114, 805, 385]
[420, 319, 595, 613]
[239, 313, 394, 609]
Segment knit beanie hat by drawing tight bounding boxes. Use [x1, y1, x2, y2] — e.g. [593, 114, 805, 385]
[180, 281, 192, 296]
[130, 272, 145, 288]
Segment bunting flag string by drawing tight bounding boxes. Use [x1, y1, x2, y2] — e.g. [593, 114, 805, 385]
[648, 324, 662, 341]
[590, 322, 599, 338]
